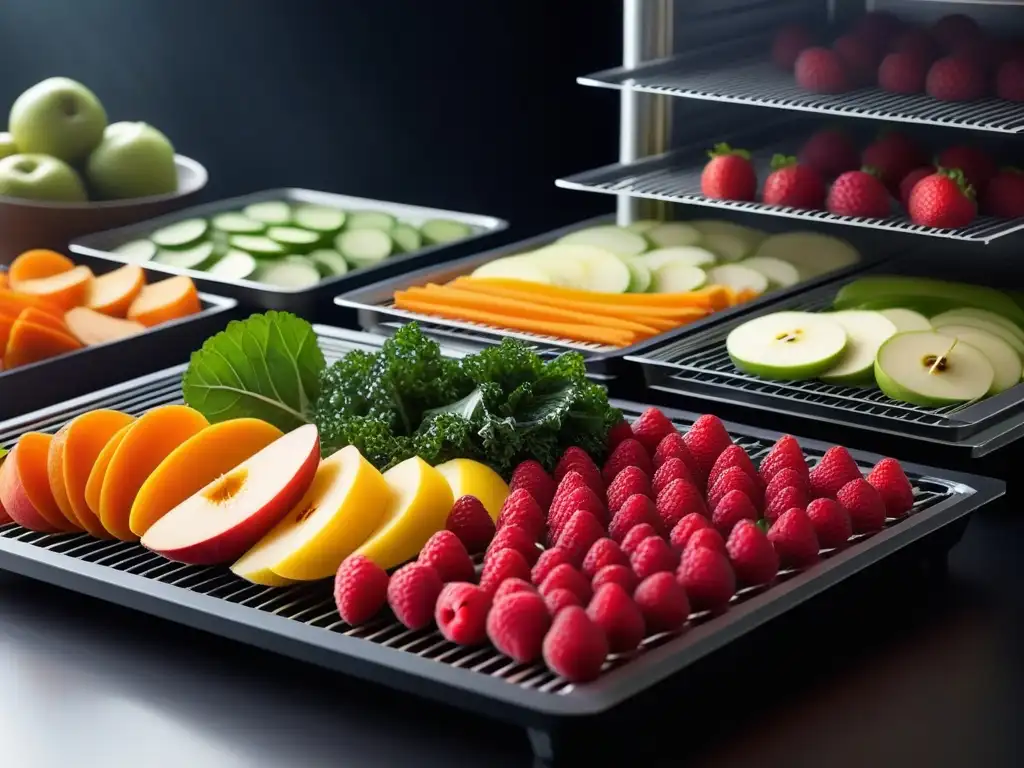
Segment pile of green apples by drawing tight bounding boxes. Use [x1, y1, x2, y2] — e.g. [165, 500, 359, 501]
[0, 77, 178, 204]
[727, 276, 1024, 407]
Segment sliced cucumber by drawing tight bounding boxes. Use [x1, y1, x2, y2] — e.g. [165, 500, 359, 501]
[256, 260, 321, 289]
[153, 241, 217, 270]
[931, 314, 1024, 358]
[879, 308, 932, 332]
[640, 246, 717, 270]
[421, 219, 472, 245]
[150, 218, 208, 249]
[707, 264, 770, 295]
[525, 248, 588, 288]
[207, 249, 258, 280]
[229, 235, 287, 258]
[741, 256, 800, 289]
[112, 239, 157, 262]
[211, 212, 265, 235]
[819, 310, 897, 385]
[267, 226, 321, 254]
[472, 255, 553, 284]
[336, 228, 394, 269]
[308, 249, 349, 277]
[293, 205, 346, 234]
[557, 225, 649, 258]
[651, 263, 707, 293]
[391, 223, 423, 253]
[931, 326, 1022, 395]
[690, 220, 766, 261]
[624, 259, 652, 293]
[537, 244, 630, 293]
[645, 222, 702, 249]
[930, 308, 1024, 344]
[346, 210, 397, 231]
[243, 201, 292, 226]
[874, 331, 994, 407]
[625, 219, 660, 234]
[754, 232, 860, 279]
[727, 311, 848, 380]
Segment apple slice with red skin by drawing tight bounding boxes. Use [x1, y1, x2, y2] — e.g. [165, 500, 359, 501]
[141, 424, 320, 564]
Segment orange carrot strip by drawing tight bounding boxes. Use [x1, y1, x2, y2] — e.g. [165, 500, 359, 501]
[455, 276, 718, 308]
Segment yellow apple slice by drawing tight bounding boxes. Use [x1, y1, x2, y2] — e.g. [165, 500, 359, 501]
[355, 456, 455, 572]
[434, 458, 509, 521]
[231, 445, 392, 583]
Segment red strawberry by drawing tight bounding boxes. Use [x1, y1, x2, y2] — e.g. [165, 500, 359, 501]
[587, 583, 645, 653]
[809, 446, 863, 499]
[772, 24, 814, 70]
[701, 143, 757, 201]
[539, 563, 592, 604]
[708, 466, 763, 512]
[926, 56, 987, 101]
[479, 548, 532, 595]
[487, 591, 552, 664]
[711, 489, 759, 536]
[866, 457, 915, 518]
[609, 494, 659, 543]
[531, 547, 573, 586]
[983, 168, 1024, 218]
[950, 36, 1005, 75]
[684, 414, 732, 478]
[656, 479, 708, 530]
[879, 51, 927, 94]
[509, 460, 556, 510]
[602, 438, 652, 485]
[762, 154, 826, 209]
[827, 169, 891, 217]
[890, 28, 938, 64]
[631, 407, 677, 455]
[606, 420, 635, 451]
[676, 546, 735, 612]
[606, 466, 651, 515]
[931, 14, 982, 52]
[996, 58, 1024, 102]
[768, 508, 820, 567]
[765, 467, 809, 505]
[759, 434, 809, 483]
[805, 497, 853, 549]
[485, 525, 540, 566]
[899, 166, 935, 209]
[837, 478, 887, 534]
[592, 563, 639, 594]
[908, 168, 977, 228]
[630, 536, 678, 580]
[853, 10, 905, 52]
[707, 444, 758, 488]
[620, 523, 659, 557]
[795, 47, 852, 93]
[726, 519, 779, 586]
[334, 554, 389, 626]
[548, 485, 606, 541]
[418, 530, 475, 583]
[582, 538, 630, 579]
[653, 457, 696, 498]
[652, 432, 697, 474]
[542, 606, 609, 682]
[544, 588, 582, 616]
[669, 512, 710, 551]
[492, 577, 536, 603]
[556, 511, 605, 567]
[496, 489, 546, 542]
[633, 572, 690, 633]
[834, 34, 880, 86]
[862, 133, 928, 195]
[445, 495, 495, 554]
[686, 527, 727, 555]
[936, 145, 996, 196]
[765, 485, 808, 523]
[387, 562, 443, 630]
[435, 583, 490, 645]
[799, 129, 860, 179]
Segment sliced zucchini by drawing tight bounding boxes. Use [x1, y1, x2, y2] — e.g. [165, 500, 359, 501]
[336, 228, 394, 268]
[557, 225, 649, 258]
[243, 201, 292, 226]
[308, 249, 349, 277]
[153, 241, 217, 270]
[229, 234, 287, 258]
[293, 205, 346, 234]
[645, 222, 702, 249]
[753, 232, 860, 279]
[150, 218, 208, 249]
[472, 255, 552, 284]
[256, 259, 321, 289]
[207, 249, 258, 280]
[741, 256, 800, 289]
[211, 212, 265, 235]
[346, 210, 397, 231]
[707, 264, 770, 295]
[651, 263, 707, 293]
[624, 259, 652, 293]
[421, 219, 472, 245]
[267, 226, 321, 253]
[640, 246, 717, 270]
[112, 239, 157, 262]
[391, 223, 423, 253]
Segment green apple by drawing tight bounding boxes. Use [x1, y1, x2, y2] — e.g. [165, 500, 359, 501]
[819, 310, 897, 385]
[85, 121, 177, 200]
[879, 308, 931, 332]
[0, 153, 86, 203]
[0, 133, 17, 160]
[727, 311, 848, 380]
[874, 331, 994, 407]
[9, 77, 107, 163]
[927, 326, 1021, 395]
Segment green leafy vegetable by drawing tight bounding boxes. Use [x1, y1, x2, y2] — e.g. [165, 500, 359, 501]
[182, 311, 325, 433]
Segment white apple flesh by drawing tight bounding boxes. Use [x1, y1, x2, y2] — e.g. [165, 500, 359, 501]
[874, 331, 994, 407]
[819, 310, 897, 385]
[879, 308, 931, 333]
[926, 326, 1021, 395]
[727, 311, 848, 380]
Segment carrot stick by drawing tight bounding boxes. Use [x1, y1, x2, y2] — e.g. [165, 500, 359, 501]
[455, 276, 720, 308]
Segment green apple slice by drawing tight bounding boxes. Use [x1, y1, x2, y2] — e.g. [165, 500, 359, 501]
[707, 264, 769, 295]
[819, 310, 897, 385]
[624, 258, 652, 293]
[625, 219, 659, 234]
[150, 218, 208, 249]
[936, 307, 1024, 340]
[727, 311, 848, 380]
[471, 255, 552, 285]
[651, 263, 706, 293]
[834, 277, 1024, 325]
[113, 239, 157, 262]
[754, 232, 860, 279]
[932, 315, 1024, 358]
[557, 225, 649, 258]
[874, 331, 994, 407]
[879, 308, 931, 332]
[530, 244, 630, 293]
[640, 246, 717, 270]
[645, 222, 702, 249]
[524, 248, 588, 288]
[924, 326, 1021, 395]
[740, 256, 800, 289]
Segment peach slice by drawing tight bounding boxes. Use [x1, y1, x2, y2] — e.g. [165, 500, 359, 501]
[141, 424, 320, 565]
[127, 276, 201, 327]
[47, 424, 83, 529]
[84, 422, 133, 524]
[129, 418, 283, 537]
[85, 265, 145, 318]
[9, 249, 75, 285]
[231, 445, 392, 584]
[0, 451, 11, 524]
[0, 433, 80, 532]
[64, 307, 146, 346]
[61, 410, 135, 539]
[13, 265, 94, 310]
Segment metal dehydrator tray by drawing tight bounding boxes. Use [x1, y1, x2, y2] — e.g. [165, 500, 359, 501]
[69, 188, 507, 316]
[333, 214, 878, 378]
[0, 325, 1003, 755]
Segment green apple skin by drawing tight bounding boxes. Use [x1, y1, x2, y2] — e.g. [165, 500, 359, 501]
[729, 344, 846, 381]
[873, 359, 959, 407]
[0, 153, 86, 203]
[0, 132, 17, 161]
[9, 77, 107, 164]
[85, 121, 177, 200]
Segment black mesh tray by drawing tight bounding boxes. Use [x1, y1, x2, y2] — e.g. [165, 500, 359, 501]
[0, 325, 1003, 757]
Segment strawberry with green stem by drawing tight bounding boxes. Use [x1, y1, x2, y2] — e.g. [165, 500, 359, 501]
[701, 143, 757, 201]
[762, 154, 826, 209]
[908, 167, 977, 229]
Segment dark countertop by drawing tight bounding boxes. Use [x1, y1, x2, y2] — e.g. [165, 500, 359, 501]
[1, 506, 1022, 768]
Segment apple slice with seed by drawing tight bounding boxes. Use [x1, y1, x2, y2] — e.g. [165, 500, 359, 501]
[727, 311, 848, 380]
[874, 332, 994, 407]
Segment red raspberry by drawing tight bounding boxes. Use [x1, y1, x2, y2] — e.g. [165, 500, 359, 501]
[631, 407, 677, 455]
[487, 591, 552, 664]
[445, 495, 495, 554]
[837, 478, 887, 534]
[866, 457, 915, 518]
[606, 420, 635, 451]
[806, 497, 853, 549]
[711, 489, 758, 536]
[676, 546, 735, 612]
[539, 563, 592, 604]
[630, 536, 678, 580]
[707, 444, 757, 488]
[492, 577, 536, 603]
[633, 572, 690, 633]
[669, 512, 711, 551]
[582, 538, 630, 579]
[765, 485, 808, 523]
[479, 548, 531, 595]
[685, 527, 727, 555]
[587, 583, 646, 653]
[544, 588, 582, 616]
[591, 563, 638, 594]
[708, 466, 764, 512]
[726, 519, 779, 586]
[683, 414, 733, 479]
[602, 438, 653, 485]
[758, 435, 809, 483]
[334, 554, 389, 626]
[508, 460, 555, 510]
[620, 523, 659, 557]
[435, 582, 490, 645]
[485, 525, 540, 566]
[653, 457, 696, 498]
[608, 494, 659, 543]
[531, 547, 573, 586]
[496, 488, 546, 542]
[767, 508, 820, 568]
[606, 466, 651, 515]
[552, 469, 587, 502]
[542, 606, 609, 683]
[556, 510, 606, 567]
[809, 446, 862, 499]
[554, 447, 603, 496]
[765, 467, 809, 505]
[656, 479, 708, 530]
[387, 563, 443, 630]
[653, 432, 698, 474]
[418, 530, 475, 583]
[548, 484, 606, 540]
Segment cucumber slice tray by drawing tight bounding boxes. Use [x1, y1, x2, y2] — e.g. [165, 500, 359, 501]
[335, 215, 876, 378]
[69, 188, 506, 317]
[0, 338, 1002, 763]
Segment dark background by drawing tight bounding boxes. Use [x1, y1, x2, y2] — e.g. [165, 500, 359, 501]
[0, 0, 620, 234]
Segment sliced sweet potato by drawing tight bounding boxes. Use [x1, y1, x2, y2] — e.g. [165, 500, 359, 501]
[84, 422, 134, 528]
[65, 307, 146, 346]
[4, 316, 83, 369]
[85, 265, 145, 318]
[9, 249, 75, 286]
[127, 276, 201, 327]
[13, 265, 94, 310]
